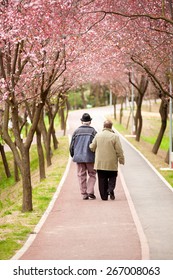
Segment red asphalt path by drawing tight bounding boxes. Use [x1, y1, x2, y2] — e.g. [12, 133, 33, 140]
[12, 107, 148, 260]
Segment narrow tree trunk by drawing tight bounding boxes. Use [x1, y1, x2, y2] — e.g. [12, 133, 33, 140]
[36, 128, 46, 180]
[152, 121, 167, 154]
[113, 96, 117, 120]
[21, 147, 33, 212]
[119, 97, 124, 124]
[135, 99, 143, 142]
[39, 111, 52, 167]
[0, 144, 11, 178]
[63, 102, 69, 136]
[131, 74, 148, 142]
[136, 112, 143, 141]
[60, 107, 65, 130]
[14, 159, 20, 182]
[152, 98, 168, 154]
[152, 95, 168, 154]
[52, 127, 59, 150]
[47, 106, 58, 150]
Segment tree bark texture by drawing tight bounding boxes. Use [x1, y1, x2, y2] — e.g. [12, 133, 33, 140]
[39, 111, 52, 167]
[21, 147, 33, 212]
[152, 98, 168, 154]
[36, 128, 46, 180]
[131, 74, 148, 142]
[0, 143, 11, 178]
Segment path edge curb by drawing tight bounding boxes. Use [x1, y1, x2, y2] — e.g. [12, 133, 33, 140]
[119, 168, 150, 260]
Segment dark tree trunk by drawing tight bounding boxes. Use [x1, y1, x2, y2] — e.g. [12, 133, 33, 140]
[60, 107, 65, 130]
[129, 73, 148, 142]
[152, 98, 168, 154]
[21, 147, 33, 212]
[39, 111, 52, 167]
[119, 97, 124, 124]
[47, 104, 59, 150]
[135, 96, 143, 141]
[0, 143, 11, 178]
[36, 128, 46, 180]
[52, 127, 59, 150]
[63, 100, 69, 136]
[3, 102, 44, 212]
[14, 159, 20, 182]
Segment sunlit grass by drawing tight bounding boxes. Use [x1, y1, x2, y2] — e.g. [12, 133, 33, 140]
[141, 135, 169, 151]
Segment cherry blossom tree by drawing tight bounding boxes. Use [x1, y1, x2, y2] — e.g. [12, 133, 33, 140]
[1, 0, 173, 212]
[0, 0, 80, 211]
[79, 0, 173, 145]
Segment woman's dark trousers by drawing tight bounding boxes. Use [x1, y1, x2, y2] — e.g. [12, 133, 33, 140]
[97, 170, 118, 200]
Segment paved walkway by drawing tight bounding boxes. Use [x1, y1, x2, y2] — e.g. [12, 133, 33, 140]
[12, 106, 173, 260]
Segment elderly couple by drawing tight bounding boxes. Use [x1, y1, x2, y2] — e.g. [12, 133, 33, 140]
[70, 113, 125, 201]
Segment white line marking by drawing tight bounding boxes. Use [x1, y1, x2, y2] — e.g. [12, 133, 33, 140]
[119, 167, 150, 260]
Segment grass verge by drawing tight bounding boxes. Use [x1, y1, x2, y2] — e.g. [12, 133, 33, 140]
[0, 135, 69, 260]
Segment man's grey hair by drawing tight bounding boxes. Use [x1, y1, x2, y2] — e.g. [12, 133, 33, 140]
[82, 121, 91, 125]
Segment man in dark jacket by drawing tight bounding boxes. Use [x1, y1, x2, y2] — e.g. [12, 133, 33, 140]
[70, 113, 97, 200]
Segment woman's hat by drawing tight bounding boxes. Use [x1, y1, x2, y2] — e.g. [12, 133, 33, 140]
[80, 113, 92, 122]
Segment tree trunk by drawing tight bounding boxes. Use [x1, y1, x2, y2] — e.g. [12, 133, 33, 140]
[39, 111, 52, 167]
[135, 112, 143, 141]
[152, 98, 168, 154]
[135, 96, 143, 141]
[113, 96, 117, 120]
[47, 104, 59, 150]
[119, 97, 124, 124]
[129, 74, 148, 141]
[0, 144, 11, 178]
[52, 127, 59, 150]
[63, 100, 69, 136]
[60, 107, 65, 130]
[36, 128, 46, 180]
[2, 102, 44, 212]
[165, 143, 173, 164]
[14, 159, 20, 182]
[21, 147, 33, 212]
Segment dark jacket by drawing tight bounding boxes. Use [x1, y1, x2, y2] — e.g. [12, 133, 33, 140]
[70, 125, 97, 163]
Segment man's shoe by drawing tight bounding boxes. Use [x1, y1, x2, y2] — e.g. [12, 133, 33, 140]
[88, 194, 96, 199]
[110, 191, 115, 200]
[83, 194, 88, 200]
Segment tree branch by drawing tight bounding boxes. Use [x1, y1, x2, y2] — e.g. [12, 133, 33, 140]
[131, 55, 172, 98]
[89, 10, 173, 25]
